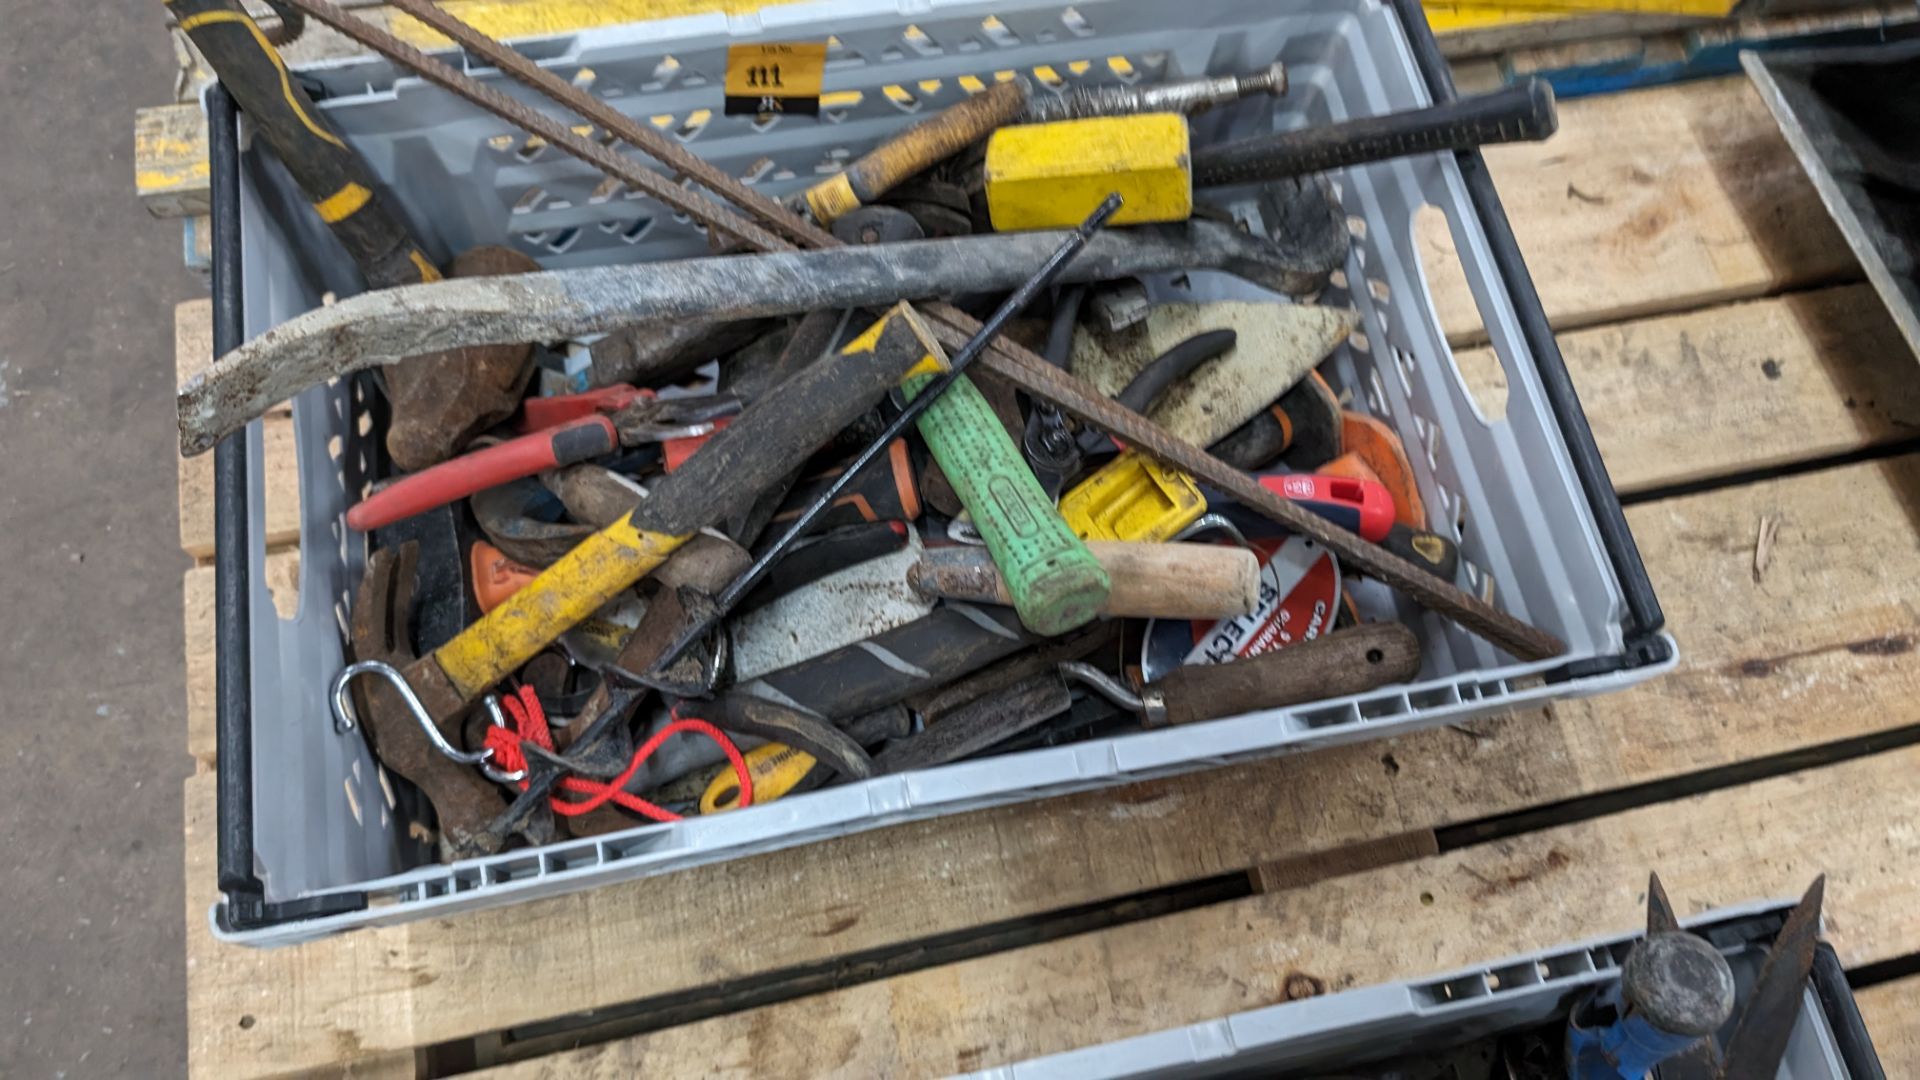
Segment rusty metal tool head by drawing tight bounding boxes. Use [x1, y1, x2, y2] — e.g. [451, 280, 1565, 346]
[1566, 872, 1827, 1079]
[335, 542, 507, 856]
[381, 245, 544, 471]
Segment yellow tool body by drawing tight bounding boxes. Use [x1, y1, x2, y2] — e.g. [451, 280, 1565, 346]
[985, 113, 1192, 231]
[700, 742, 818, 813]
[1059, 452, 1207, 543]
[431, 515, 686, 700]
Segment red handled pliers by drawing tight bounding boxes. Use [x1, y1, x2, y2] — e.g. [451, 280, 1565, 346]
[346, 386, 740, 532]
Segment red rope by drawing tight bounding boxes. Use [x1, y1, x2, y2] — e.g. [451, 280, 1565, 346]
[482, 685, 752, 822]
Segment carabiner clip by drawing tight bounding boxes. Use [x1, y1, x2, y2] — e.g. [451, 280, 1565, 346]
[479, 695, 528, 785]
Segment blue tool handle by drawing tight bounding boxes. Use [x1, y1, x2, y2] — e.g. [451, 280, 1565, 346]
[1566, 982, 1709, 1079]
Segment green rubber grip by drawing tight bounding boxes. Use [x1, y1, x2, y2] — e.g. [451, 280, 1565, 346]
[903, 372, 1110, 636]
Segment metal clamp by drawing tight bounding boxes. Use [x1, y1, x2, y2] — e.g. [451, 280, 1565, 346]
[330, 659, 496, 767]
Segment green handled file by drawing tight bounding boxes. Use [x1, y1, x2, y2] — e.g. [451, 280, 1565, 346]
[902, 372, 1110, 635]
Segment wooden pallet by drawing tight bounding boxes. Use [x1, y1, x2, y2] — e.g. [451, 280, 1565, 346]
[174, 73, 1920, 1077]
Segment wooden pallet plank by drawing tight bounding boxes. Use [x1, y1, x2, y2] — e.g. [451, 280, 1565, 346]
[503, 742, 1920, 1077]
[1452, 284, 1920, 495]
[183, 554, 301, 767]
[1857, 976, 1920, 1076]
[174, 300, 302, 560]
[135, 103, 210, 218]
[183, 452, 1920, 1076]
[1418, 76, 1857, 345]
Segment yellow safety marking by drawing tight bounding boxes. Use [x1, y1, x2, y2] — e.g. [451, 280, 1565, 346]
[433, 513, 687, 700]
[136, 162, 212, 192]
[390, 0, 798, 48]
[311, 181, 372, 223]
[1423, 0, 1733, 32]
[407, 250, 444, 283]
[173, 9, 346, 149]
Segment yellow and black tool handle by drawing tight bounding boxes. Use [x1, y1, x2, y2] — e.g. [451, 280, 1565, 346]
[168, 0, 436, 288]
[1192, 79, 1557, 188]
[408, 304, 946, 711]
[1145, 622, 1422, 728]
[677, 695, 876, 783]
[801, 79, 1029, 226]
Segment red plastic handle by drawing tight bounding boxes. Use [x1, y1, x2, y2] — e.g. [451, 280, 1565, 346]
[1260, 472, 1396, 542]
[346, 416, 618, 531]
[518, 385, 649, 433]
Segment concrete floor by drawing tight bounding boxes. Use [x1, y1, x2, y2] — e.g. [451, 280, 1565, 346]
[0, 6, 198, 1076]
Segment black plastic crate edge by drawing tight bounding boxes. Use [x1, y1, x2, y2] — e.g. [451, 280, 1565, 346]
[1816, 945, 1889, 1079]
[1387, 0, 1666, 646]
[209, 84, 370, 933]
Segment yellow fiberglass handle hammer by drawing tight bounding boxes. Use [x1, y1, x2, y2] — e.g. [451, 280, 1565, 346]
[399, 304, 951, 724]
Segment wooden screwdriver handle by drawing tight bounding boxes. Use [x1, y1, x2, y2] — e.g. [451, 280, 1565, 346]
[1147, 622, 1422, 727]
[912, 542, 1258, 619]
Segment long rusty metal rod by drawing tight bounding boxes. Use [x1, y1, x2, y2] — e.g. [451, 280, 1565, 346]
[271, 0, 1567, 662]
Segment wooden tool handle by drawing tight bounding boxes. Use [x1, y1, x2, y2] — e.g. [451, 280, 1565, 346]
[1192, 80, 1556, 187]
[804, 80, 1030, 225]
[1149, 622, 1422, 727]
[912, 542, 1258, 619]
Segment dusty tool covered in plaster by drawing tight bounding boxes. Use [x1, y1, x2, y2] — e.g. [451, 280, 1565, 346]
[730, 529, 934, 681]
[1069, 302, 1360, 445]
[177, 220, 1328, 455]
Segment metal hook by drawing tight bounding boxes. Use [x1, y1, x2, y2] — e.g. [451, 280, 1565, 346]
[1059, 661, 1167, 727]
[329, 659, 495, 767]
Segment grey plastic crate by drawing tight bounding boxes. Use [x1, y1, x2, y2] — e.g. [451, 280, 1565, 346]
[207, 0, 1674, 944]
[964, 898, 1883, 1078]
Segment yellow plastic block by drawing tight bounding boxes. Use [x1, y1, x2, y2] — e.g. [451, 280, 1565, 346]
[1059, 452, 1206, 544]
[985, 113, 1192, 232]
